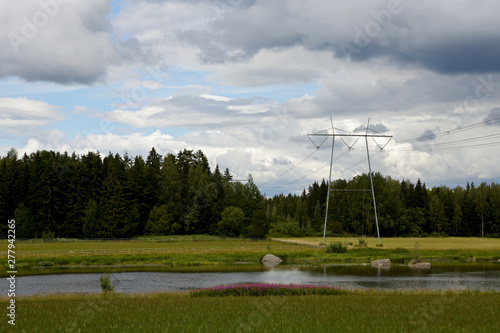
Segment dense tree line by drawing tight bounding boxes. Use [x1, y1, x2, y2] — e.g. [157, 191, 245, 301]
[0, 148, 268, 238]
[1, 148, 499, 238]
[267, 173, 500, 238]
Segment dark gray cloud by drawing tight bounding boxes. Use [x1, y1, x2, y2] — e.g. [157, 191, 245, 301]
[345, 34, 500, 75]
[0, 0, 154, 85]
[180, 0, 500, 74]
[0, 1, 116, 84]
[484, 107, 500, 125]
[353, 123, 389, 133]
[417, 129, 437, 142]
[140, 0, 256, 7]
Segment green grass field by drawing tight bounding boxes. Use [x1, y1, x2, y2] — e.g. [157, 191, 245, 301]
[3, 290, 498, 332]
[2, 237, 499, 276]
[276, 236, 500, 250]
[11, 237, 279, 252]
[2, 238, 499, 331]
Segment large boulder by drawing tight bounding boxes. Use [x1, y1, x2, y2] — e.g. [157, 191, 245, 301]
[262, 254, 283, 263]
[408, 259, 431, 269]
[371, 259, 391, 268]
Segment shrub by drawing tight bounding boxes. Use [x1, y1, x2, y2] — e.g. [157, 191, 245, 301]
[430, 232, 446, 237]
[326, 242, 347, 253]
[393, 247, 410, 254]
[100, 273, 115, 293]
[353, 238, 368, 248]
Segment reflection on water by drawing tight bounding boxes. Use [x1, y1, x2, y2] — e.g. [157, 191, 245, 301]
[7, 263, 500, 295]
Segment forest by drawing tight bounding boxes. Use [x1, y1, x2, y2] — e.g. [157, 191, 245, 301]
[1, 148, 499, 238]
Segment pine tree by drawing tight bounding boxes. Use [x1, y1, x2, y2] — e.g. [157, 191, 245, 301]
[82, 199, 100, 238]
[128, 155, 149, 235]
[99, 156, 132, 238]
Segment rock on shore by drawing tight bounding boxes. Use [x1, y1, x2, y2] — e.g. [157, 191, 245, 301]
[262, 254, 283, 263]
[371, 259, 391, 268]
[408, 259, 431, 269]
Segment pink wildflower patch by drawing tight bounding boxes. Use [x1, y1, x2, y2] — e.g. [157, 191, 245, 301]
[190, 283, 345, 297]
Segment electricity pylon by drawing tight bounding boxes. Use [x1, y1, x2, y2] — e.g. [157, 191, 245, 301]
[307, 118, 392, 245]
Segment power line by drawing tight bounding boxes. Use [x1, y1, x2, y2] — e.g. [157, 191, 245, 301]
[307, 118, 390, 245]
[259, 148, 321, 187]
[394, 116, 500, 144]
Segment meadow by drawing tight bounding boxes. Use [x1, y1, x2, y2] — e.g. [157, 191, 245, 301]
[3, 289, 498, 332]
[2, 236, 499, 276]
[277, 236, 500, 250]
[2, 237, 499, 331]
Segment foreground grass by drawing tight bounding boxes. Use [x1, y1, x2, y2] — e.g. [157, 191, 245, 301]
[3, 290, 498, 332]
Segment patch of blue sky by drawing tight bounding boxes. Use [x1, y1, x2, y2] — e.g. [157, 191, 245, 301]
[0, 136, 22, 153]
[49, 113, 96, 139]
[161, 64, 319, 103]
[110, 0, 124, 18]
[0, 78, 80, 100]
[0, 78, 105, 115]
[114, 123, 191, 140]
[159, 127, 191, 138]
[165, 65, 212, 90]
[209, 80, 320, 103]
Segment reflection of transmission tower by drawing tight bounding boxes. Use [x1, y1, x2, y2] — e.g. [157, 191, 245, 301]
[307, 118, 393, 245]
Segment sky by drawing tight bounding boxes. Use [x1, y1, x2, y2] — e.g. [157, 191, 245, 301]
[1, 0, 500, 196]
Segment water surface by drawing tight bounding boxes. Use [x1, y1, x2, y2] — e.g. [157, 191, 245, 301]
[7, 263, 500, 295]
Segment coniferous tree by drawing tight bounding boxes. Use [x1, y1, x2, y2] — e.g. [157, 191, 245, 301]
[128, 155, 149, 234]
[429, 194, 446, 234]
[3, 147, 500, 239]
[63, 157, 88, 237]
[99, 155, 132, 237]
[82, 199, 100, 238]
[144, 147, 162, 217]
[248, 209, 270, 238]
[0, 159, 8, 233]
[13, 203, 35, 238]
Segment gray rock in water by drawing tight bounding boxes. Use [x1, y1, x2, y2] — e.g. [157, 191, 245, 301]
[262, 254, 283, 263]
[371, 259, 391, 268]
[408, 259, 431, 269]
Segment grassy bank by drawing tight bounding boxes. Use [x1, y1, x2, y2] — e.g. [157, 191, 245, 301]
[2, 238, 317, 276]
[3, 290, 499, 332]
[2, 237, 499, 276]
[276, 236, 500, 250]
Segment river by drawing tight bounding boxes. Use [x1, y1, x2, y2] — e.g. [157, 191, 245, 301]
[6, 263, 500, 295]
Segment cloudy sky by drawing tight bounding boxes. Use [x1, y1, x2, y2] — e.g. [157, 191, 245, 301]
[2, 0, 500, 195]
